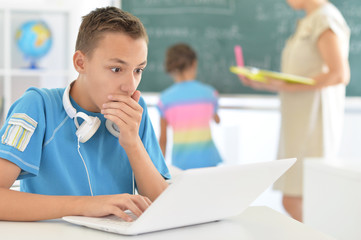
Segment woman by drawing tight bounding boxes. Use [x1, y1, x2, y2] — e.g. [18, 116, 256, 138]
[239, 0, 350, 222]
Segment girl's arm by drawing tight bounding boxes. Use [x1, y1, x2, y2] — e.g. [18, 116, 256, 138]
[213, 113, 220, 124]
[159, 118, 168, 157]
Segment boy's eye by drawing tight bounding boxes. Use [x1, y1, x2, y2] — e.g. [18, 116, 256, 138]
[111, 67, 121, 73]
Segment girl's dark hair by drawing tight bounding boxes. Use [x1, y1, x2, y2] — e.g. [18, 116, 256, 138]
[165, 43, 197, 73]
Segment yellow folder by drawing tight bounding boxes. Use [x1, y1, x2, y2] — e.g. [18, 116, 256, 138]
[230, 66, 315, 85]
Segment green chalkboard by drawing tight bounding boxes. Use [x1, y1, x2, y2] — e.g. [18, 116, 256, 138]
[336, 1, 361, 97]
[122, 0, 360, 96]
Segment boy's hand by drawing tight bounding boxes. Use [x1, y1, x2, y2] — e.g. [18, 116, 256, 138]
[101, 90, 143, 149]
[77, 194, 151, 222]
[131, 90, 141, 102]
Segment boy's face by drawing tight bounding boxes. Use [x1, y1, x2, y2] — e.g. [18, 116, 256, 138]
[80, 32, 147, 112]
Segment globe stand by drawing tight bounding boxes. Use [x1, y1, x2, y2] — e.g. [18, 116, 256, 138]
[29, 60, 39, 69]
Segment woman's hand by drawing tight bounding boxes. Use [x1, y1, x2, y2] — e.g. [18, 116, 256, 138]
[238, 73, 320, 92]
[238, 74, 285, 92]
[237, 74, 254, 88]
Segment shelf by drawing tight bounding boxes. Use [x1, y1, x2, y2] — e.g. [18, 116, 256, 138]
[0, 5, 73, 123]
[0, 3, 70, 12]
[0, 10, 3, 69]
[0, 69, 71, 77]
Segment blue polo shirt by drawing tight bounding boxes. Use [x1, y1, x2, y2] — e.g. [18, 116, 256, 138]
[0, 87, 170, 196]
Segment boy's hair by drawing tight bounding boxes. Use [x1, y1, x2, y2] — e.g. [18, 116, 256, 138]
[165, 43, 197, 74]
[75, 6, 148, 57]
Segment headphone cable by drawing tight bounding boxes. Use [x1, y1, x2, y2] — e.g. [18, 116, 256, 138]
[77, 137, 94, 196]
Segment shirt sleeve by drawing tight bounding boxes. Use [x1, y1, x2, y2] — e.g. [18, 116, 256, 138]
[138, 97, 171, 179]
[0, 89, 46, 179]
[311, 13, 345, 42]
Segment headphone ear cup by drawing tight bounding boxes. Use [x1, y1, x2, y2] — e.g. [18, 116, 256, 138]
[105, 119, 120, 138]
[75, 113, 101, 143]
[63, 83, 101, 143]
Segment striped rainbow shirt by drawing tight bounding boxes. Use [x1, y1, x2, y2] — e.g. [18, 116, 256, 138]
[157, 80, 222, 170]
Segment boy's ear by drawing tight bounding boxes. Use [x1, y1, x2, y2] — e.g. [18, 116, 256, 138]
[73, 50, 86, 73]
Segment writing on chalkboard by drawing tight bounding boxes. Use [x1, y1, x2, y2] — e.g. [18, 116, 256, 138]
[123, 0, 361, 96]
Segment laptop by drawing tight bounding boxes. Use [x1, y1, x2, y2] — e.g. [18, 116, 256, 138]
[63, 158, 296, 235]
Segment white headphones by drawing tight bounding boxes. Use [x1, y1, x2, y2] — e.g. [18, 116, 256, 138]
[62, 83, 136, 196]
[62, 83, 120, 143]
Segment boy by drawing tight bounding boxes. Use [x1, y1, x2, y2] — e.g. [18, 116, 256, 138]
[0, 7, 169, 222]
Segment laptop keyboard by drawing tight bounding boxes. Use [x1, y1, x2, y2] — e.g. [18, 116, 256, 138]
[96, 212, 138, 227]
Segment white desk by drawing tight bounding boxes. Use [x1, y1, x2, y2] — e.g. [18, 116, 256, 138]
[304, 159, 361, 240]
[0, 206, 334, 240]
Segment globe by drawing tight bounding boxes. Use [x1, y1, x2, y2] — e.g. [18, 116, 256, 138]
[15, 20, 52, 69]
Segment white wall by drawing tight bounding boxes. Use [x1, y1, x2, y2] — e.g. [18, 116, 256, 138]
[146, 94, 361, 165]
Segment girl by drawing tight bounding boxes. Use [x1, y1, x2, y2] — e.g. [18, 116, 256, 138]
[157, 43, 223, 170]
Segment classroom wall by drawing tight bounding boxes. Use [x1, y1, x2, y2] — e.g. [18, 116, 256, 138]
[145, 94, 361, 166]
